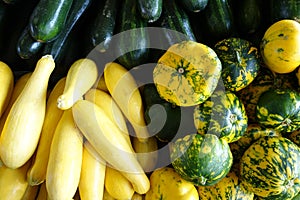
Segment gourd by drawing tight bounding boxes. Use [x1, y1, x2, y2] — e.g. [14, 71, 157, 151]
[256, 88, 300, 133]
[193, 90, 248, 143]
[198, 170, 254, 200]
[145, 167, 199, 200]
[240, 136, 300, 199]
[214, 37, 260, 92]
[170, 133, 233, 186]
[153, 40, 222, 107]
[260, 19, 300, 74]
[0, 55, 55, 169]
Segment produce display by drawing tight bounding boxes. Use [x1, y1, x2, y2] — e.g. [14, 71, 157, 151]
[0, 0, 299, 200]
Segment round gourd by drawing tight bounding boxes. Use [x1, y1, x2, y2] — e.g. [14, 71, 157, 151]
[256, 88, 300, 133]
[214, 37, 260, 92]
[229, 124, 281, 161]
[170, 133, 233, 186]
[153, 40, 222, 107]
[236, 67, 275, 123]
[260, 19, 300, 74]
[240, 136, 300, 199]
[193, 90, 248, 143]
[198, 169, 254, 200]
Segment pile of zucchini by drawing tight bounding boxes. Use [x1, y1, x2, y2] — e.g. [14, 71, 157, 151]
[0, 0, 298, 87]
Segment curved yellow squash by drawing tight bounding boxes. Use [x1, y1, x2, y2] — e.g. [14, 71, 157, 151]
[0, 61, 14, 119]
[153, 40, 222, 107]
[260, 19, 300, 73]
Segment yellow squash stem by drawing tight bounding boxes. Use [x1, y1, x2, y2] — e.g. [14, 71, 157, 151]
[46, 109, 83, 200]
[78, 141, 106, 200]
[0, 55, 55, 169]
[104, 62, 150, 142]
[72, 100, 150, 194]
[57, 58, 98, 110]
[27, 77, 66, 186]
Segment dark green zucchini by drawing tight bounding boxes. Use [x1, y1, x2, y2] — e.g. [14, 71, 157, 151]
[177, 0, 208, 13]
[235, 0, 262, 35]
[269, 0, 300, 23]
[141, 83, 181, 142]
[155, 0, 196, 46]
[29, 0, 74, 42]
[137, 0, 162, 23]
[88, 0, 119, 53]
[202, 0, 236, 42]
[116, 0, 150, 69]
[16, 25, 44, 59]
[42, 0, 93, 87]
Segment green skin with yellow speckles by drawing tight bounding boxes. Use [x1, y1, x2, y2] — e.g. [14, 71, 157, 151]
[240, 136, 300, 199]
[193, 90, 248, 143]
[214, 37, 260, 92]
[170, 133, 233, 186]
[256, 88, 300, 133]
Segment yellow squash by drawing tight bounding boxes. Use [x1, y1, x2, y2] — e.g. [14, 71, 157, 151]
[72, 100, 150, 194]
[46, 109, 83, 200]
[132, 136, 158, 173]
[104, 62, 150, 142]
[27, 77, 66, 186]
[79, 141, 106, 200]
[0, 160, 31, 200]
[0, 72, 32, 133]
[145, 167, 199, 200]
[0, 55, 55, 169]
[84, 88, 132, 146]
[0, 61, 14, 118]
[57, 58, 98, 110]
[104, 166, 135, 200]
[103, 188, 116, 200]
[260, 19, 300, 73]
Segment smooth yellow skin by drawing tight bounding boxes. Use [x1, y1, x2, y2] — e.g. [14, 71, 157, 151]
[0, 55, 55, 169]
[132, 136, 158, 173]
[79, 142, 106, 200]
[27, 77, 66, 186]
[72, 100, 150, 194]
[105, 166, 135, 200]
[0, 61, 14, 118]
[145, 167, 199, 200]
[0, 72, 32, 133]
[46, 109, 83, 200]
[57, 58, 98, 110]
[261, 19, 300, 73]
[104, 62, 150, 142]
[0, 160, 31, 200]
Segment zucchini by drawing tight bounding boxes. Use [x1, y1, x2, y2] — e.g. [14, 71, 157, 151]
[16, 25, 44, 60]
[42, 0, 93, 87]
[155, 0, 196, 47]
[235, 0, 262, 35]
[269, 0, 300, 23]
[116, 0, 150, 70]
[88, 0, 119, 53]
[137, 0, 162, 23]
[202, 0, 236, 43]
[29, 0, 74, 42]
[177, 0, 208, 13]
